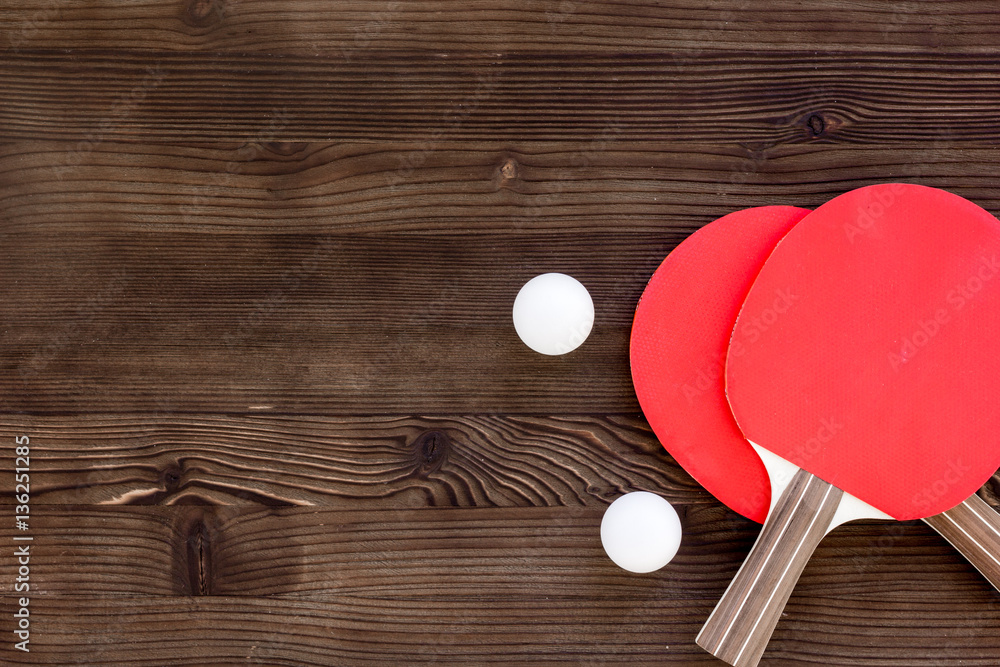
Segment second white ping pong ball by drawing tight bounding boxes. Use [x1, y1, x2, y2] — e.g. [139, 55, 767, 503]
[601, 492, 682, 573]
[512, 273, 594, 355]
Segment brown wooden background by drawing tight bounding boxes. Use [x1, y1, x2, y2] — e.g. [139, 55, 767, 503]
[3, 1, 1000, 664]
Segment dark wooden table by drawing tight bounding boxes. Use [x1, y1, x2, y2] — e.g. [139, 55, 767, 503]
[3, 2, 1000, 664]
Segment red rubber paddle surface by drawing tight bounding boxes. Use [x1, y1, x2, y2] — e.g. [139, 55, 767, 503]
[727, 184, 1000, 520]
[630, 206, 810, 523]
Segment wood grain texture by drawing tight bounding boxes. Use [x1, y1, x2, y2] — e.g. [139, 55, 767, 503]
[0, 504, 979, 598]
[0, 230, 663, 414]
[0, 415, 694, 507]
[1, 506, 1000, 664]
[5, 0, 1000, 55]
[4, 51, 1000, 143]
[2, 594, 1000, 666]
[4, 141, 1000, 236]
[5, 0, 1000, 664]
[0, 595, 722, 666]
[4, 141, 1000, 415]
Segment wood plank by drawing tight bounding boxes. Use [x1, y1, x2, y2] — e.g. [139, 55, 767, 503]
[0, 227, 670, 414]
[2, 594, 998, 665]
[4, 52, 1000, 143]
[12, 142, 997, 416]
[5, 141, 1000, 236]
[0, 415, 692, 506]
[2, 505, 1000, 664]
[0, 595, 719, 665]
[206, 505, 1000, 602]
[4, 1, 999, 55]
[4, 505, 1000, 600]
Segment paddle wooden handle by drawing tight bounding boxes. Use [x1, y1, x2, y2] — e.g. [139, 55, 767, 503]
[922, 493, 1000, 592]
[696, 468, 843, 667]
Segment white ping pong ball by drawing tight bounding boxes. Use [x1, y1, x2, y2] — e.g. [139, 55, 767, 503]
[601, 492, 682, 573]
[512, 273, 594, 355]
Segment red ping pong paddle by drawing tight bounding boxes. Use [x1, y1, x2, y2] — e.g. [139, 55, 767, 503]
[631, 203, 1000, 665]
[631, 205, 809, 523]
[693, 184, 1000, 667]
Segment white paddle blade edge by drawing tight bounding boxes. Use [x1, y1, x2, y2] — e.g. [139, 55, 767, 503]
[748, 441, 893, 532]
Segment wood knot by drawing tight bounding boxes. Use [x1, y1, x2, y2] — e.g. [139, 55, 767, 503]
[413, 430, 450, 475]
[183, 0, 225, 27]
[174, 508, 219, 596]
[496, 157, 519, 189]
[806, 113, 826, 137]
[162, 465, 182, 491]
[500, 158, 518, 180]
[263, 141, 308, 157]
